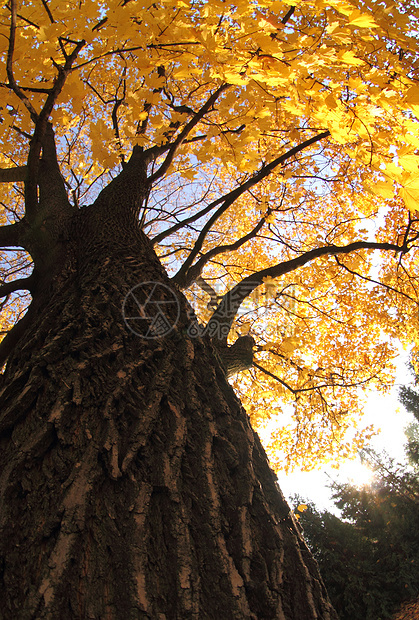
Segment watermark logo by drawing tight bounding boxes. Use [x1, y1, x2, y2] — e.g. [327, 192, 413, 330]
[122, 282, 180, 339]
[186, 316, 231, 340]
[122, 279, 296, 340]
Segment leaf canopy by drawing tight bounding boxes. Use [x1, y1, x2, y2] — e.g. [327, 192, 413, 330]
[1, 0, 419, 470]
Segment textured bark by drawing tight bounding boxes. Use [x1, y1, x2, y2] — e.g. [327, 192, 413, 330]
[216, 336, 256, 378]
[0, 203, 337, 619]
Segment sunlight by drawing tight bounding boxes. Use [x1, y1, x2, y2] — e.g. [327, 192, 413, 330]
[338, 459, 375, 488]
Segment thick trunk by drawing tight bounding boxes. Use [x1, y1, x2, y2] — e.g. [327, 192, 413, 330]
[0, 207, 336, 619]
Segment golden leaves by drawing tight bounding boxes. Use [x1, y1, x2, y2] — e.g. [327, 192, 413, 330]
[338, 50, 364, 66]
[347, 11, 378, 29]
[279, 336, 301, 354]
[405, 86, 419, 106]
[371, 179, 394, 200]
[294, 504, 308, 520]
[2, 0, 419, 470]
[400, 179, 419, 212]
[0, 0, 415, 187]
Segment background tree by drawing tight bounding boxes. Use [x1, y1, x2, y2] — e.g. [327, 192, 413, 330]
[1, 0, 419, 617]
[400, 376, 419, 469]
[294, 383, 419, 620]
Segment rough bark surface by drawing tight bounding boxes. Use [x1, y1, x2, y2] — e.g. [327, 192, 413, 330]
[0, 200, 337, 619]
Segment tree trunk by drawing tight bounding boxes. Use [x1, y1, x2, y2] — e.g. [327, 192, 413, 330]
[0, 204, 336, 619]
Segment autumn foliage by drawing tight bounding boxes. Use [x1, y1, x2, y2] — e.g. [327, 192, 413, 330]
[1, 0, 419, 470]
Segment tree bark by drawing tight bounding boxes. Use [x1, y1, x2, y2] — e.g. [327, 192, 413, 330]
[0, 203, 337, 619]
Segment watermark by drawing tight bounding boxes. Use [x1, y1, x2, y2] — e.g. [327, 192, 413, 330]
[122, 282, 180, 339]
[122, 279, 296, 340]
[186, 316, 231, 340]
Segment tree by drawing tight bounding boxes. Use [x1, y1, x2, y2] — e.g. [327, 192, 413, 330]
[293, 502, 382, 620]
[296, 464, 419, 619]
[294, 396, 419, 620]
[400, 378, 419, 469]
[0, 0, 418, 617]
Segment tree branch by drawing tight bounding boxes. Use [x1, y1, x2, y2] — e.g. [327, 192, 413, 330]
[38, 123, 73, 214]
[182, 215, 268, 288]
[254, 361, 298, 394]
[195, 276, 222, 309]
[254, 360, 380, 394]
[148, 84, 230, 184]
[92, 145, 149, 218]
[6, 0, 39, 122]
[207, 240, 406, 343]
[40, 0, 55, 24]
[145, 126, 244, 173]
[0, 220, 26, 249]
[173, 131, 330, 288]
[0, 166, 27, 182]
[334, 256, 418, 303]
[24, 39, 86, 218]
[151, 191, 226, 246]
[0, 275, 34, 298]
[281, 6, 295, 25]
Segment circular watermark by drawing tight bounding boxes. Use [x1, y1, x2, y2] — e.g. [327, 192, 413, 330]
[122, 282, 180, 339]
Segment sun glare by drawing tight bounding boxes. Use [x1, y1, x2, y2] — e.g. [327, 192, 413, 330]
[338, 459, 375, 488]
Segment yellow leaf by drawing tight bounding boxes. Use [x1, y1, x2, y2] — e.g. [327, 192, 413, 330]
[371, 179, 394, 199]
[280, 336, 300, 353]
[172, 67, 192, 79]
[152, 114, 165, 128]
[264, 14, 283, 29]
[259, 342, 275, 351]
[399, 155, 419, 173]
[324, 93, 338, 110]
[224, 71, 248, 85]
[381, 161, 404, 180]
[405, 86, 419, 105]
[347, 12, 378, 28]
[338, 50, 364, 66]
[400, 178, 419, 211]
[297, 504, 308, 512]
[182, 168, 196, 180]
